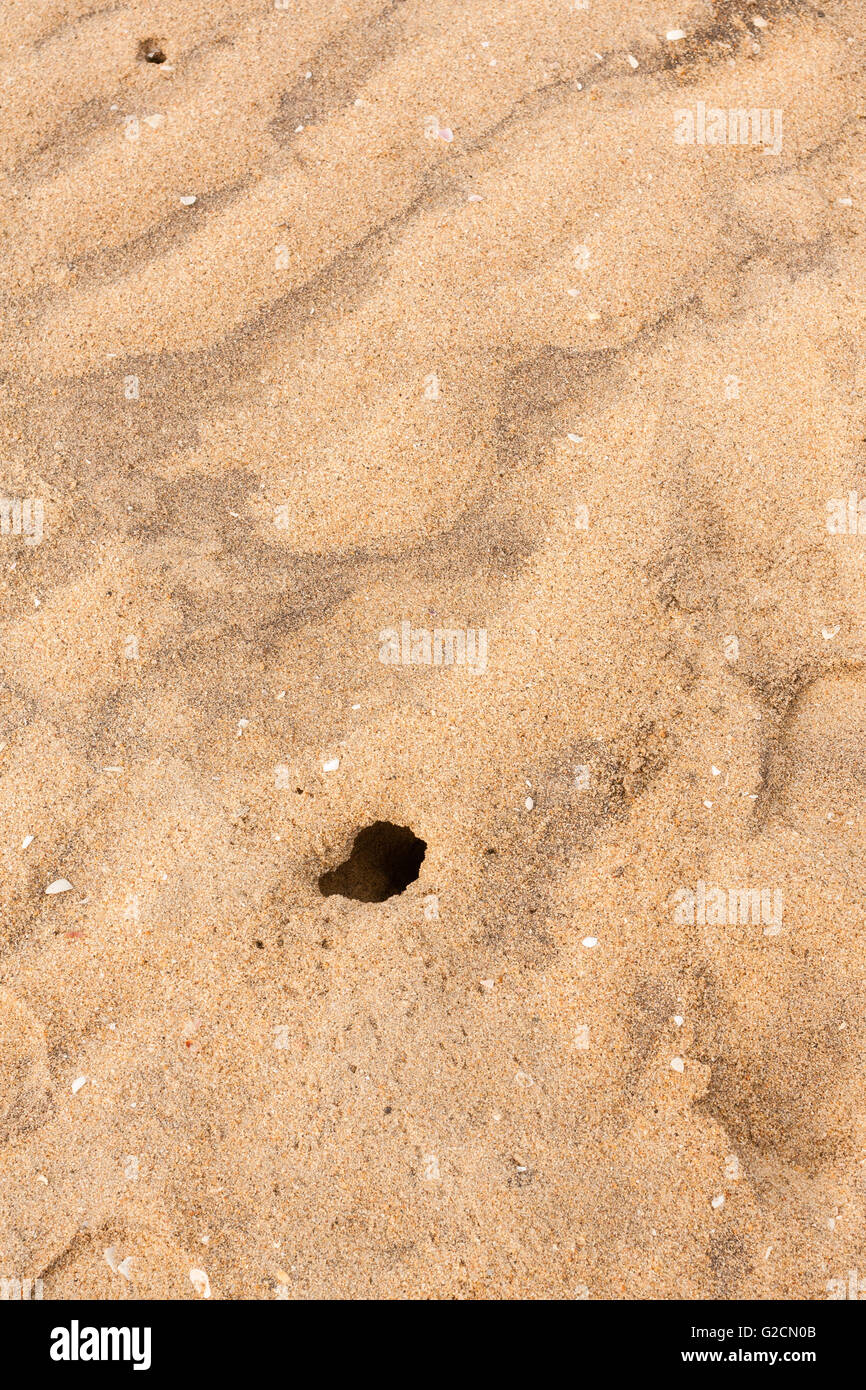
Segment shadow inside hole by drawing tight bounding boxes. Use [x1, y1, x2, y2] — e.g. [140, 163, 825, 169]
[138, 38, 167, 63]
[318, 822, 426, 902]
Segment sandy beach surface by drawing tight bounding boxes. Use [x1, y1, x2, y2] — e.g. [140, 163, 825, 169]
[0, 0, 864, 1300]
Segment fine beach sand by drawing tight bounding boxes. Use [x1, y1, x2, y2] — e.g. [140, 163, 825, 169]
[0, 0, 864, 1299]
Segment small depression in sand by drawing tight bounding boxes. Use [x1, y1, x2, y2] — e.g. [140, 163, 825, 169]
[137, 38, 167, 63]
[318, 822, 426, 903]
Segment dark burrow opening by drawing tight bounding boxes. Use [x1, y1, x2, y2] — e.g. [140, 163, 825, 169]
[138, 38, 167, 63]
[318, 822, 426, 902]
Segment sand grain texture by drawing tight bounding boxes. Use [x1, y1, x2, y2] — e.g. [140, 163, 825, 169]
[0, 0, 864, 1299]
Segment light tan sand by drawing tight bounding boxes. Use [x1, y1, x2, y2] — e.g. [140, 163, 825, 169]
[0, 0, 864, 1299]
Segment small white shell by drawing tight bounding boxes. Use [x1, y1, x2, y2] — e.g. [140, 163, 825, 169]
[189, 1268, 211, 1298]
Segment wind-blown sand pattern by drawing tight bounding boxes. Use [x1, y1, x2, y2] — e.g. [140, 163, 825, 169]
[0, 0, 864, 1300]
